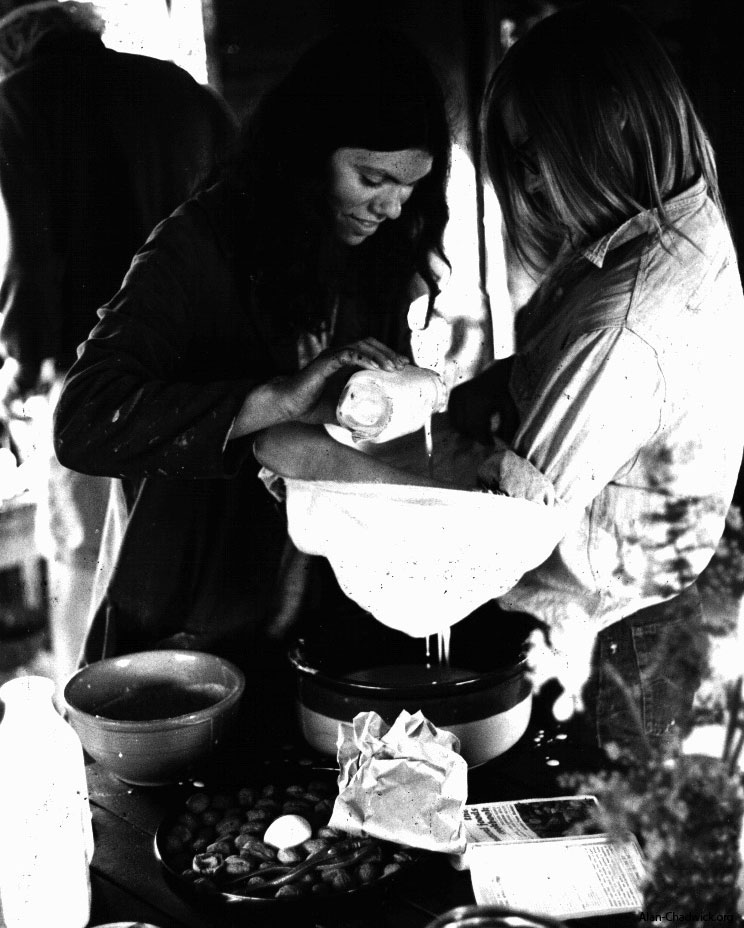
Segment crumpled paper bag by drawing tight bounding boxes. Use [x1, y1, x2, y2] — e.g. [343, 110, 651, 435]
[328, 709, 468, 854]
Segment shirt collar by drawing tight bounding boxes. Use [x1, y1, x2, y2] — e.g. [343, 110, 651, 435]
[580, 177, 708, 268]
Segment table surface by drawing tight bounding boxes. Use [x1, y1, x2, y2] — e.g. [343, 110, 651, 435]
[84, 691, 626, 928]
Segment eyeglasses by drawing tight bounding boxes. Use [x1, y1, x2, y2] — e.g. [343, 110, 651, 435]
[511, 137, 539, 176]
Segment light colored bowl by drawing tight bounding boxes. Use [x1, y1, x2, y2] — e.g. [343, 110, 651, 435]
[426, 905, 568, 928]
[90, 923, 164, 928]
[289, 642, 532, 767]
[64, 650, 245, 786]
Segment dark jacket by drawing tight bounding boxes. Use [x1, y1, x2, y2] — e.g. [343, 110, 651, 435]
[53, 183, 409, 661]
[0, 27, 235, 380]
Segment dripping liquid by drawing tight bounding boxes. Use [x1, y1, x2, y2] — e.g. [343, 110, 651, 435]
[424, 415, 434, 479]
[422, 414, 451, 669]
[425, 629, 451, 668]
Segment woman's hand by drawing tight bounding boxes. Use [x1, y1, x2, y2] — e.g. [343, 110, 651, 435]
[273, 337, 408, 424]
[228, 338, 408, 440]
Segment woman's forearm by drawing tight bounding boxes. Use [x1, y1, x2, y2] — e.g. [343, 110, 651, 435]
[227, 377, 345, 440]
[227, 381, 292, 439]
[54, 353, 255, 479]
[254, 422, 442, 486]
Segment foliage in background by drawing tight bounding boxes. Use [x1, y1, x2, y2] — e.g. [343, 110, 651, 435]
[563, 502, 744, 914]
[566, 750, 742, 915]
[563, 676, 744, 917]
[692, 503, 744, 724]
[697, 504, 744, 637]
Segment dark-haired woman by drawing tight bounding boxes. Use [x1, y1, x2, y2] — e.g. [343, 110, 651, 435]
[52, 27, 451, 712]
[257, 5, 744, 753]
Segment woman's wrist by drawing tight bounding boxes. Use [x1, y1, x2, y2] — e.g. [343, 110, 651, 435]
[228, 380, 291, 441]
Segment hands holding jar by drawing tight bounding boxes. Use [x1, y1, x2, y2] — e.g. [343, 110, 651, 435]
[228, 337, 409, 440]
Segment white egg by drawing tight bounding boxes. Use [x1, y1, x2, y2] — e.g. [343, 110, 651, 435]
[263, 814, 313, 850]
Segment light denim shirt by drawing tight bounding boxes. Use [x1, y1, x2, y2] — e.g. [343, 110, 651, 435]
[490, 178, 744, 637]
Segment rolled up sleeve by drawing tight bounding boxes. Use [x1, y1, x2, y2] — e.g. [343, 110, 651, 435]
[478, 327, 664, 512]
[53, 212, 258, 480]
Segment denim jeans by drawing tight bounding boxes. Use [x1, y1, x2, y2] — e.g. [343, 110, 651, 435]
[581, 583, 708, 753]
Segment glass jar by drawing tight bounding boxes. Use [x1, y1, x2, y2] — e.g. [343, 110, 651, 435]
[336, 365, 447, 443]
[0, 675, 93, 928]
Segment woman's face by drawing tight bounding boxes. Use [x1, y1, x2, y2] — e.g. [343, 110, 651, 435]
[327, 148, 433, 245]
[501, 96, 545, 198]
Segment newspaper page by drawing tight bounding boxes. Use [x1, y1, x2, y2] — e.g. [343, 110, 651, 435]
[456, 797, 646, 920]
[462, 796, 601, 843]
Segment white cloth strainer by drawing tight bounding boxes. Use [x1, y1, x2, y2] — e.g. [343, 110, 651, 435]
[284, 478, 568, 637]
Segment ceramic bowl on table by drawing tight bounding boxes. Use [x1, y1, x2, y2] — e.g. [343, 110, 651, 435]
[90, 923, 164, 928]
[64, 650, 245, 786]
[288, 635, 532, 768]
[426, 906, 568, 928]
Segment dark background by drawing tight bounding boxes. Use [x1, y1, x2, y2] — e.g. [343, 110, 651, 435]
[204, 0, 744, 263]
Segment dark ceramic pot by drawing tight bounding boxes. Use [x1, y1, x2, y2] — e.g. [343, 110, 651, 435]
[288, 638, 531, 767]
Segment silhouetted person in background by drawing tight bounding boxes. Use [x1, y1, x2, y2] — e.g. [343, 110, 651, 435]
[0, 0, 236, 687]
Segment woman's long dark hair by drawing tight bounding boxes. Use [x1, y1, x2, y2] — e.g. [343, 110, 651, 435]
[220, 27, 451, 337]
[483, 3, 722, 272]
[0, 1, 104, 76]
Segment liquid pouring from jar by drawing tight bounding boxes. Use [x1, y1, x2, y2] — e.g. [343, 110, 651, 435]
[337, 365, 451, 666]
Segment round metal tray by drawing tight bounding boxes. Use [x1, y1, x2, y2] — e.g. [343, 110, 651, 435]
[153, 769, 422, 914]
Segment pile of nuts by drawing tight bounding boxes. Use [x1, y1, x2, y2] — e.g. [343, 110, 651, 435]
[159, 779, 414, 900]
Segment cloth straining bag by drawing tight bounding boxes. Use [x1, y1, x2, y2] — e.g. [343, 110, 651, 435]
[284, 478, 567, 636]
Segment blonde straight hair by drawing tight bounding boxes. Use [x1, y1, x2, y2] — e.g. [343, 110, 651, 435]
[483, 2, 723, 272]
